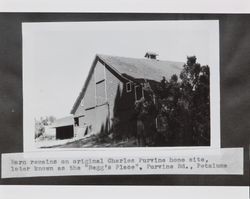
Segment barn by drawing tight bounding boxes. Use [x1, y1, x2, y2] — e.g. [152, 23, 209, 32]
[51, 116, 74, 140]
[70, 52, 184, 138]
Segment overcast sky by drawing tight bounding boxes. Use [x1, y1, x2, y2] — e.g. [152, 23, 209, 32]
[23, 20, 219, 120]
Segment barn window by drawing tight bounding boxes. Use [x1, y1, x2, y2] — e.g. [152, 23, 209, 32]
[135, 85, 143, 101]
[74, 118, 79, 127]
[126, 82, 132, 92]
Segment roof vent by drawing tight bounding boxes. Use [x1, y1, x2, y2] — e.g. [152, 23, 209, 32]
[145, 51, 158, 60]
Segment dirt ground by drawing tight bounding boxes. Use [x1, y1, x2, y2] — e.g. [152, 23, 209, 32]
[42, 135, 138, 148]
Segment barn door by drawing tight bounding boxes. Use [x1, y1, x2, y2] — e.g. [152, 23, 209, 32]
[95, 103, 110, 135]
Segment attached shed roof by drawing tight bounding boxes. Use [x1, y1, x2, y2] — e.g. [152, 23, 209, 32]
[71, 54, 184, 114]
[98, 54, 184, 82]
[51, 116, 74, 128]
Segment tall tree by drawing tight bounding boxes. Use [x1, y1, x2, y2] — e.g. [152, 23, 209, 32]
[155, 55, 210, 146]
[179, 56, 210, 145]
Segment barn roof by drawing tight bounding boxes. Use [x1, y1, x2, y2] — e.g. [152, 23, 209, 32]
[51, 116, 74, 128]
[71, 54, 184, 114]
[98, 54, 183, 82]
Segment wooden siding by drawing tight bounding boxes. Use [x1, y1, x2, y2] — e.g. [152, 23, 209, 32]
[79, 115, 85, 127]
[96, 81, 106, 105]
[73, 60, 136, 136]
[84, 73, 96, 109]
[95, 61, 105, 83]
[95, 61, 107, 106]
[105, 67, 123, 121]
[84, 108, 96, 133]
[105, 66, 137, 138]
[74, 101, 85, 117]
[74, 72, 95, 118]
[95, 104, 109, 134]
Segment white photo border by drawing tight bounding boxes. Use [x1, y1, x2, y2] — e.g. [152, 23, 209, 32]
[23, 20, 220, 152]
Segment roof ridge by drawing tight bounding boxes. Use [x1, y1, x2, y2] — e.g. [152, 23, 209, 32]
[97, 53, 184, 64]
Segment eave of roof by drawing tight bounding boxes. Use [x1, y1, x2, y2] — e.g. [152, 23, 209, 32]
[51, 116, 74, 128]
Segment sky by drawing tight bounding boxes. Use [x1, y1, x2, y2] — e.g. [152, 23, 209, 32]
[23, 20, 219, 120]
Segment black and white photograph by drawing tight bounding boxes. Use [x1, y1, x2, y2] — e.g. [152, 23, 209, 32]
[0, 12, 249, 189]
[23, 20, 220, 150]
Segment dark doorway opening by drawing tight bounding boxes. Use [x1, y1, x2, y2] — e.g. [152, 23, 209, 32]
[56, 125, 74, 140]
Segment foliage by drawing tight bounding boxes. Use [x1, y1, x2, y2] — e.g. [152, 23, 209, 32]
[34, 116, 56, 139]
[178, 56, 210, 145]
[136, 56, 210, 146]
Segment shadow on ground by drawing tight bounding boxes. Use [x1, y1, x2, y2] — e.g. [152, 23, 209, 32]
[42, 135, 137, 148]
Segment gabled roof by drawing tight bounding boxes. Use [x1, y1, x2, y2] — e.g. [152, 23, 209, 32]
[98, 54, 183, 82]
[71, 54, 184, 114]
[51, 116, 74, 128]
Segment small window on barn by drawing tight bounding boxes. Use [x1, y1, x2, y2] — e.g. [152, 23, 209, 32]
[135, 85, 143, 101]
[74, 118, 79, 127]
[80, 99, 84, 106]
[126, 82, 132, 92]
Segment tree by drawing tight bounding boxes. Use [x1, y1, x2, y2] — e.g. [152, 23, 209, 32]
[152, 55, 210, 146]
[156, 74, 182, 146]
[48, 116, 56, 124]
[34, 115, 57, 139]
[179, 56, 210, 145]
